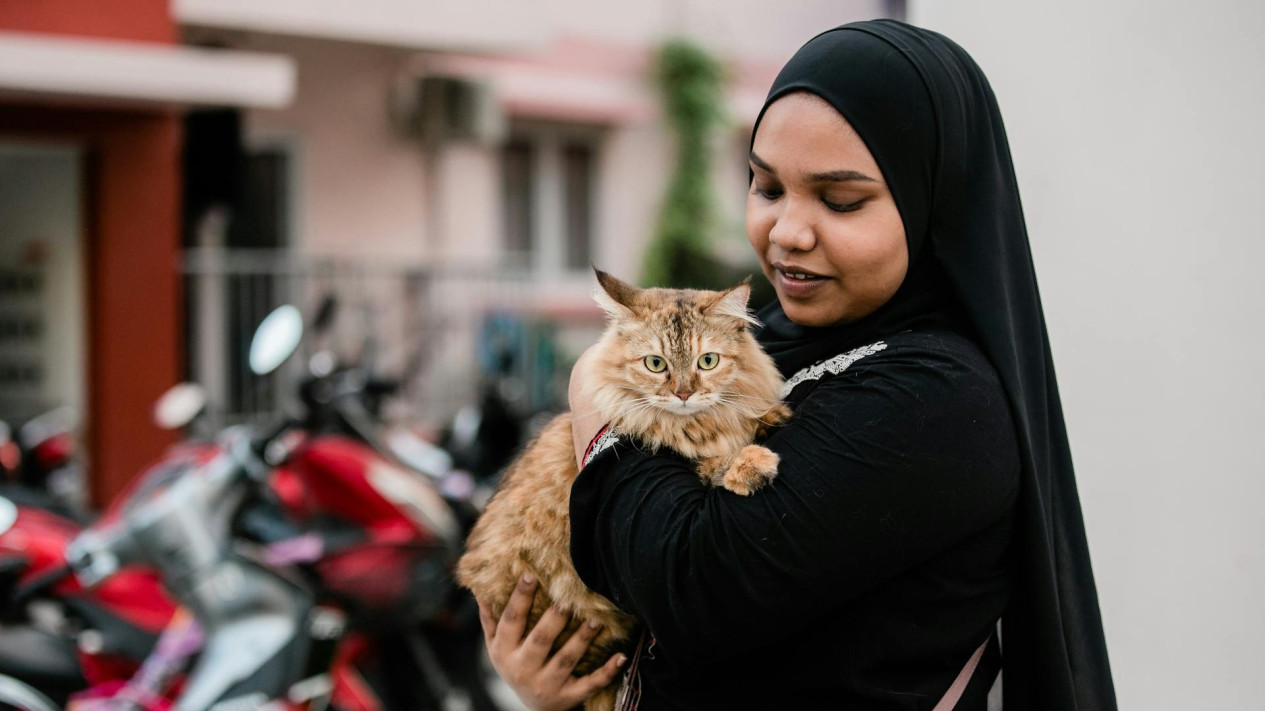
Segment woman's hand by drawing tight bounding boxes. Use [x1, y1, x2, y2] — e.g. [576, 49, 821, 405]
[569, 346, 605, 468]
[478, 575, 626, 711]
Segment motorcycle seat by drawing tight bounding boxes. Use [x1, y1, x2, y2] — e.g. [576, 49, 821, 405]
[0, 624, 87, 695]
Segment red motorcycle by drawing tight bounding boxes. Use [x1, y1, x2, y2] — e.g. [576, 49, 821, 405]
[0, 303, 520, 711]
[0, 407, 89, 522]
[0, 465, 180, 709]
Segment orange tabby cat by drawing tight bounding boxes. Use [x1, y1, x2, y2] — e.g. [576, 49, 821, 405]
[456, 270, 790, 711]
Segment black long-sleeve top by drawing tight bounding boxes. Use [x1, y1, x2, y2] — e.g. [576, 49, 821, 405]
[570, 328, 1020, 710]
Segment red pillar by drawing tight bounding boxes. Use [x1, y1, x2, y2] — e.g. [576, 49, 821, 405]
[86, 113, 184, 504]
[0, 107, 184, 503]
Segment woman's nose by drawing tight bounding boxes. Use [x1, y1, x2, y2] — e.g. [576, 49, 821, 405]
[767, 200, 816, 252]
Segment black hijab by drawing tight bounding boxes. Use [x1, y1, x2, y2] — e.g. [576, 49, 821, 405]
[751, 20, 1117, 710]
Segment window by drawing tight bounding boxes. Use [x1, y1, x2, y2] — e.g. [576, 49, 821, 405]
[562, 143, 593, 270]
[500, 125, 599, 273]
[502, 139, 536, 260]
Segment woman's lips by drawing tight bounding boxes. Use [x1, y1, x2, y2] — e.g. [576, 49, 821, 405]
[773, 264, 830, 297]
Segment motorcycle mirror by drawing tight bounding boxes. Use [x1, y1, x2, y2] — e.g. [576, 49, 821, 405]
[250, 304, 304, 375]
[0, 496, 16, 535]
[309, 350, 336, 377]
[18, 406, 78, 449]
[153, 383, 208, 430]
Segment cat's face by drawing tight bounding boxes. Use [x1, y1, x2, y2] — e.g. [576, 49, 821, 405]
[592, 271, 764, 417]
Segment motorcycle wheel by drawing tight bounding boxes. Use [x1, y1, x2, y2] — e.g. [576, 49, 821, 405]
[0, 674, 58, 711]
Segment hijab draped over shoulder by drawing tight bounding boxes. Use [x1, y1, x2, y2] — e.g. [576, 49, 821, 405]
[752, 20, 1117, 711]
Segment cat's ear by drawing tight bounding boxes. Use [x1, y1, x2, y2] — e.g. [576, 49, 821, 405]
[704, 277, 761, 328]
[592, 268, 639, 318]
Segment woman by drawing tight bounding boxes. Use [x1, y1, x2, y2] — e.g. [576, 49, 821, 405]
[478, 20, 1116, 710]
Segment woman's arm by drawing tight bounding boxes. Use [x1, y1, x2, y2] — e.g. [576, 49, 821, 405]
[568, 338, 1020, 662]
[570, 346, 606, 468]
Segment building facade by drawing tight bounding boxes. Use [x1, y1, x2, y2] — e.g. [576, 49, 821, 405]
[1, 1, 894, 500]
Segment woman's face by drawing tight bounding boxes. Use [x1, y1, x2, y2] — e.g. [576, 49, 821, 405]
[746, 92, 908, 327]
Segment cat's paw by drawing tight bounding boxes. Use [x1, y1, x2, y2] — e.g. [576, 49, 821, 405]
[763, 403, 792, 425]
[756, 403, 792, 439]
[722, 444, 780, 496]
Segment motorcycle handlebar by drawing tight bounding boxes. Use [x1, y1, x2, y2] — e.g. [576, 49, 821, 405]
[65, 518, 136, 587]
[251, 417, 296, 464]
[68, 417, 295, 589]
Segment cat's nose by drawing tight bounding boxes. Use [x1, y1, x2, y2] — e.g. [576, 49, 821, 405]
[675, 390, 693, 402]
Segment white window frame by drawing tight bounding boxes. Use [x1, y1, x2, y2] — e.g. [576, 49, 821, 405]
[501, 121, 602, 277]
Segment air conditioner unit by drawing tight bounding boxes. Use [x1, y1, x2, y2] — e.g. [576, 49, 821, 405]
[392, 75, 505, 145]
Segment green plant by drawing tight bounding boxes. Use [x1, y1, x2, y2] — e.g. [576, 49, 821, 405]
[641, 39, 728, 289]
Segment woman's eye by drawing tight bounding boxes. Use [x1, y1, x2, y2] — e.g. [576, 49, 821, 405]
[823, 197, 866, 213]
[644, 356, 667, 373]
[697, 353, 720, 370]
[752, 185, 783, 201]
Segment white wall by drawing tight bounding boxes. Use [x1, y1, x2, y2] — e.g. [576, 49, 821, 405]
[180, 0, 887, 65]
[535, 0, 887, 65]
[0, 145, 84, 419]
[909, 2, 1265, 708]
[243, 36, 430, 260]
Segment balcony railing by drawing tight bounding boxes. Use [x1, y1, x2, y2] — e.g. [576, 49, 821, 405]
[182, 249, 596, 431]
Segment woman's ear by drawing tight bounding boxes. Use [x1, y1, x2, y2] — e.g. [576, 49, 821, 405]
[592, 268, 640, 319]
[703, 277, 761, 328]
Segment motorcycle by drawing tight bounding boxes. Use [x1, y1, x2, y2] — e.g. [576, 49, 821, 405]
[0, 479, 177, 710]
[0, 407, 90, 522]
[0, 302, 522, 710]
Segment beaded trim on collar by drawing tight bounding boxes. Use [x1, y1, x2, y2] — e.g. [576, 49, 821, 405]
[582, 425, 623, 468]
[779, 341, 888, 399]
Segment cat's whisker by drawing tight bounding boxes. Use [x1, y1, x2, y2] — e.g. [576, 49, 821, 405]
[713, 397, 767, 419]
[716, 393, 768, 404]
[625, 401, 665, 420]
[718, 391, 775, 402]
[606, 398, 660, 424]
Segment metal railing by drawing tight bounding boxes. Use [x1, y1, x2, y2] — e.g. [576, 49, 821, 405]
[182, 249, 594, 430]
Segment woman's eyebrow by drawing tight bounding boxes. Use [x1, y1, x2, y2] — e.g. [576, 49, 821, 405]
[749, 151, 776, 174]
[804, 169, 877, 183]
[749, 151, 877, 183]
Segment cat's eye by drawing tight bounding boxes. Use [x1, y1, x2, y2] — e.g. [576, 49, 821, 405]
[644, 355, 667, 373]
[697, 353, 720, 370]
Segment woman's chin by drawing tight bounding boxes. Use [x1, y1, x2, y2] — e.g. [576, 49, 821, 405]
[781, 301, 866, 329]
[782, 306, 838, 328]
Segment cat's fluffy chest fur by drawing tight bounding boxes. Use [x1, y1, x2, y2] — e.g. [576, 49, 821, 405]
[455, 271, 789, 711]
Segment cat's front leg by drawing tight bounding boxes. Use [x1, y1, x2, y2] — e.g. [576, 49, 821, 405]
[720, 445, 780, 496]
[755, 403, 793, 440]
[697, 455, 731, 485]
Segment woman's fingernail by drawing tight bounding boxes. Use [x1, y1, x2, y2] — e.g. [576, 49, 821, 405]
[588, 619, 602, 630]
[616, 654, 628, 667]
[521, 574, 535, 585]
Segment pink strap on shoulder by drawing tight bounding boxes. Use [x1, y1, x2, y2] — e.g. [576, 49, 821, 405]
[932, 638, 989, 711]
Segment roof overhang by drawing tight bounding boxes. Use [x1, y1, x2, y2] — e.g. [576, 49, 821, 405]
[174, 0, 547, 54]
[426, 54, 656, 125]
[0, 31, 295, 110]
